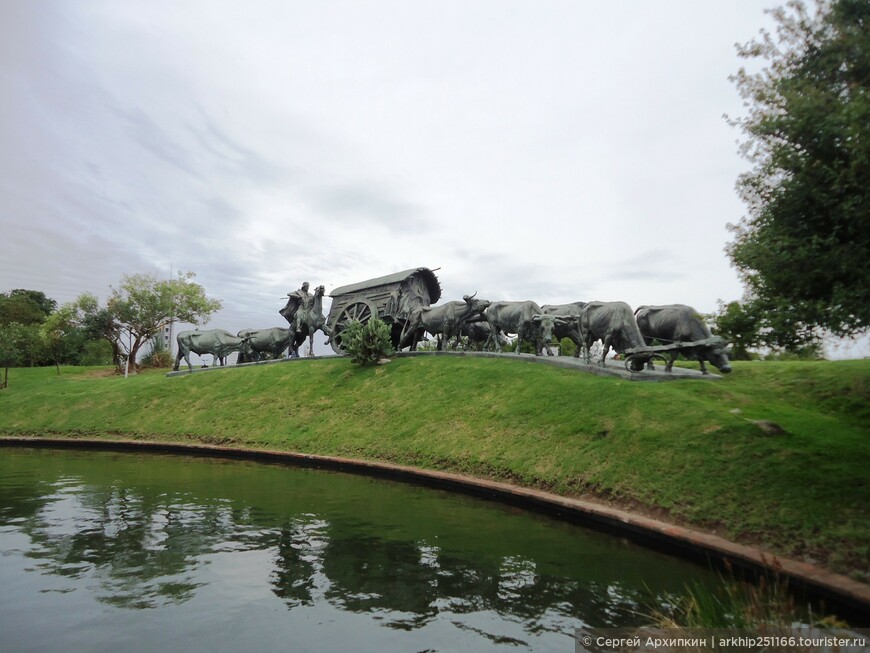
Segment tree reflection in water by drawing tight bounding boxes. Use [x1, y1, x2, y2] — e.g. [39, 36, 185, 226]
[0, 448, 719, 647]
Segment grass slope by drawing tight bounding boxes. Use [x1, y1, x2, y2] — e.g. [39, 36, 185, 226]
[1, 357, 868, 581]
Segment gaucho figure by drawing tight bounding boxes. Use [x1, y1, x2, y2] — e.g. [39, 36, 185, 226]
[279, 282, 313, 333]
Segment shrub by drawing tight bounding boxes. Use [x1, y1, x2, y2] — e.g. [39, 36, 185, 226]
[342, 317, 395, 365]
[140, 336, 173, 369]
[764, 344, 824, 361]
[79, 340, 114, 366]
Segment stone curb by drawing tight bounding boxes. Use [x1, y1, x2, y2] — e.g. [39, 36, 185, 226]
[1, 436, 866, 622]
[166, 350, 721, 382]
[393, 350, 721, 381]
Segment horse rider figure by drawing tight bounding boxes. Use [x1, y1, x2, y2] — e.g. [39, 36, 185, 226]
[279, 281, 314, 334]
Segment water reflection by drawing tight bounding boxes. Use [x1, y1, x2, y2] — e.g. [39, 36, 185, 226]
[0, 448, 719, 651]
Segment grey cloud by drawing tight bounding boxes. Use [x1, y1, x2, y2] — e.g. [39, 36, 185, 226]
[187, 106, 285, 184]
[440, 252, 594, 305]
[307, 183, 427, 234]
[105, 103, 203, 179]
[603, 249, 687, 283]
[0, 220, 150, 305]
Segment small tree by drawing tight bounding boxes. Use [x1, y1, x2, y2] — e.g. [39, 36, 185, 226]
[41, 304, 92, 372]
[108, 272, 222, 373]
[342, 318, 395, 365]
[0, 323, 44, 388]
[709, 301, 762, 360]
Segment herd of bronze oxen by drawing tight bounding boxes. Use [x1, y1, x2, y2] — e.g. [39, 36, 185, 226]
[172, 268, 732, 376]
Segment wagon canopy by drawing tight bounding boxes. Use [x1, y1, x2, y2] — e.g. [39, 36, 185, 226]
[330, 268, 441, 304]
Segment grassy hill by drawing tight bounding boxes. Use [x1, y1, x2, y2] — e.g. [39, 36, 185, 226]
[1, 356, 868, 582]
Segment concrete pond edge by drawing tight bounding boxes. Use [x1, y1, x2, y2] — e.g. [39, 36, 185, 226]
[1, 435, 866, 623]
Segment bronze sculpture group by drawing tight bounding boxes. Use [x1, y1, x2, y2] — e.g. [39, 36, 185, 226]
[172, 267, 731, 375]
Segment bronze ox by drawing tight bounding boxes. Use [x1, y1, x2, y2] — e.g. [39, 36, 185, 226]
[402, 293, 491, 351]
[578, 301, 649, 371]
[457, 321, 509, 350]
[484, 301, 568, 356]
[541, 302, 587, 349]
[634, 304, 732, 374]
[173, 329, 253, 371]
[236, 327, 292, 363]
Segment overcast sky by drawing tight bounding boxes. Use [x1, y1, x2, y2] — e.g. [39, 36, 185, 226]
[2, 1, 862, 357]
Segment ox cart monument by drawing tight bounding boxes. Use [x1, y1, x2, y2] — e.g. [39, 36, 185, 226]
[325, 268, 442, 355]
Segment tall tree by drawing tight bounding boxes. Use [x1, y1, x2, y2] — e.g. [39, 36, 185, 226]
[0, 290, 57, 326]
[40, 295, 115, 369]
[75, 293, 124, 367]
[108, 272, 222, 372]
[41, 304, 84, 372]
[0, 323, 25, 388]
[726, 0, 869, 347]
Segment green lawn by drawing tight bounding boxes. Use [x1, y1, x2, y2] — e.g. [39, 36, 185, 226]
[1, 357, 868, 582]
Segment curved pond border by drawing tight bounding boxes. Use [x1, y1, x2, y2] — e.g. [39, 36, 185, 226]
[1, 435, 867, 622]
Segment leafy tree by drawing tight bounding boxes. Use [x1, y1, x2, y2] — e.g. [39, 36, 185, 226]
[708, 301, 762, 360]
[726, 0, 870, 347]
[0, 323, 44, 387]
[0, 290, 56, 326]
[17, 324, 46, 367]
[108, 272, 222, 373]
[79, 340, 114, 366]
[342, 317, 394, 365]
[0, 323, 25, 388]
[41, 304, 84, 372]
[38, 294, 120, 369]
[76, 293, 124, 367]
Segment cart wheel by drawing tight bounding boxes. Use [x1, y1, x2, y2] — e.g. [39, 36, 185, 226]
[626, 353, 668, 372]
[329, 301, 378, 355]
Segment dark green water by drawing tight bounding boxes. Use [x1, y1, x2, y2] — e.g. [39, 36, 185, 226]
[0, 447, 721, 652]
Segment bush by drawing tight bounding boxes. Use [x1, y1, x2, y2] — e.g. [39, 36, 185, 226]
[342, 317, 395, 365]
[764, 344, 824, 361]
[140, 336, 173, 369]
[79, 340, 114, 366]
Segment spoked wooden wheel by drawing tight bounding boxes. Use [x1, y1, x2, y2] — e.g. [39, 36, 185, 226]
[329, 301, 378, 355]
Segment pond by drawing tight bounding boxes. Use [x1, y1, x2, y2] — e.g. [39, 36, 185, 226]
[0, 447, 725, 652]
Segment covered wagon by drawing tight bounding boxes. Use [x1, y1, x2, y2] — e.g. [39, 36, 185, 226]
[327, 267, 441, 354]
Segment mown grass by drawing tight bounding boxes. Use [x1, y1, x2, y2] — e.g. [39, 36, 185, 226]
[1, 357, 868, 582]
